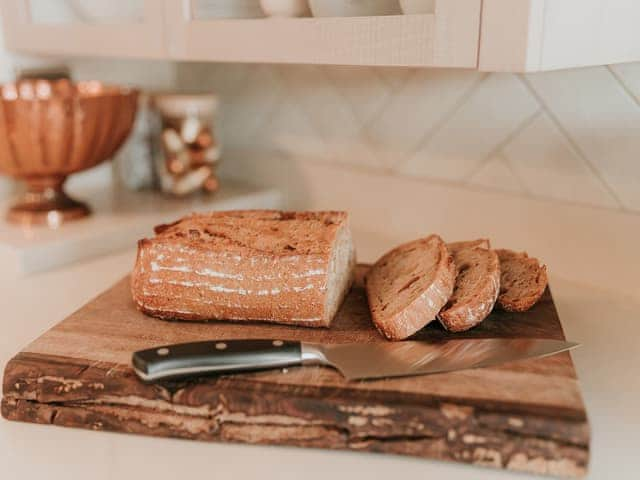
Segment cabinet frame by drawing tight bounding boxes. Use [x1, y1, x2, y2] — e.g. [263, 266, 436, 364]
[163, 0, 482, 68]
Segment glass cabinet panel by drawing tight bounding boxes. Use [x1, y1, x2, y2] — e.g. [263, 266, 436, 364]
[29, 0, 145, 24]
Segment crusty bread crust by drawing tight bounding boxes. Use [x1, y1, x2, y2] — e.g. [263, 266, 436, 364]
[365, 235, 456, 341]
[447, 238, 490, 254]
[135, 303, 331, 328]
[438, 246, 500, 332]
[131, 210, 355, 327]
[496, 249, 548, 312]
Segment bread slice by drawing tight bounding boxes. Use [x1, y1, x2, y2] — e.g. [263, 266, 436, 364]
[438, 246, 500, 332]
[131, 210, 356, 327]
[447, 238, 490, 254]
[496, 249, 548, 312]
[365, 235, 456, 341]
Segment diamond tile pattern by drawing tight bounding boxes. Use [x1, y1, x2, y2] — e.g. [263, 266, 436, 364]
[367, 68, 482, 169]
[399, 73, 539, 180]
[525, 67, 640, 210]
[469, 153, 527, 194]
[278, 65, 380, 168]
[501, 113, 619, 208]
[177, 62, 640, 212]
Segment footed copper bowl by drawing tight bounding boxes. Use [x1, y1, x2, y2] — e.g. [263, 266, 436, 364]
[0, 79, 138, 226]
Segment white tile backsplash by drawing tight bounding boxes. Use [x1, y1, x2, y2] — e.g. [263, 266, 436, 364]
[279, 65, 381, 168]
[399, 73, 540, 181]
[365, 68, 482, 169]
[525, 67, 640, 211]
[177, 61, 640, 215]
[260, 94, 327, 160]
[468, 153, 527, 194]
[68, 58, 177, 90]
[502, 113, 619, 208]
[218, 64, 286, 151]
[610, 63, 640, 102]
[323, 66, 393, 125]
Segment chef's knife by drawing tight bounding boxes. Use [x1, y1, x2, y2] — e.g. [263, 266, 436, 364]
[132, 338, 579, 382]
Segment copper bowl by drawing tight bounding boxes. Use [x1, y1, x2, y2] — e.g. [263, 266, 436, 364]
[0, 79, 138, 226]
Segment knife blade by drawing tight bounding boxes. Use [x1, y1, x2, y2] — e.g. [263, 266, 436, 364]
[132, 338, 579, 382]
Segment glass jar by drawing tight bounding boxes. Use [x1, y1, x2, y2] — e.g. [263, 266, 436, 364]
[152, 93, 221, 196]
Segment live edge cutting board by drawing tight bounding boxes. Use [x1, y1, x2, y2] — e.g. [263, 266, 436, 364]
[2, 266, 589, 477]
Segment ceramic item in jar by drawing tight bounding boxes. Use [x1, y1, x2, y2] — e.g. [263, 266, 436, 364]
[308, 0, 400, 17]
[0, 79, 138, 227]
[152, 93, 221, 197]
[260, 0, 311, 17]
[399, 0, 435, 14]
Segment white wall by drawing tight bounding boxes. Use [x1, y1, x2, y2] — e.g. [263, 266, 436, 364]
[177, 62, 640, 215]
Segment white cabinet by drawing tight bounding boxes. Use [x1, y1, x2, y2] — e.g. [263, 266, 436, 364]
[0, 0, 639, 71]
[479, 0, 640, 72]
[0, 0, 166, 58]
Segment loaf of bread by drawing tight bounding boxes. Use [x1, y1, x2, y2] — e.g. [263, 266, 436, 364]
[131, 210, 356, 327]
[496, 249, 548, 312]
[365, 235, 456, 341]
[438, 241, 500, 332]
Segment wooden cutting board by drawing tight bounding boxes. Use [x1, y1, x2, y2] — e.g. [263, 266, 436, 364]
[2, 266, 589, 477]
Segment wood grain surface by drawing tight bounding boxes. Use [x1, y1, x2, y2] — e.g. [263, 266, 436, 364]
[2, 266, 589, 477]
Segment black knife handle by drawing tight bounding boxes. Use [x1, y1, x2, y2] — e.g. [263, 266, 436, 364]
[132, 339, 302, 382]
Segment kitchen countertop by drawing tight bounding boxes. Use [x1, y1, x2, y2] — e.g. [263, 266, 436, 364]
[1, 243, 639, 479]
[0, 180, 282, 275]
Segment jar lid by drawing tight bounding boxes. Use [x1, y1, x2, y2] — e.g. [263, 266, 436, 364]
[153, 93, 219, 118]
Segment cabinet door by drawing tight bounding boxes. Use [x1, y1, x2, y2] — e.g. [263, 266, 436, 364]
[164, 0, 482, 68]
[479, 0, 640, 72]
[0, 0, 166, 58]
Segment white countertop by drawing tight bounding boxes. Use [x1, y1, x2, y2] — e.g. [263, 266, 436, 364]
[0, 180, 282, 274]
[1, 244, 639, 479]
